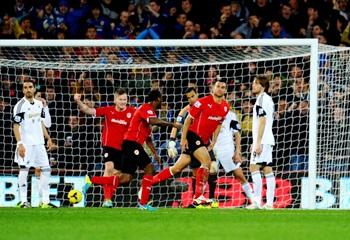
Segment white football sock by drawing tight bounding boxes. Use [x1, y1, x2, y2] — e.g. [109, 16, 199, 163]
[265, 172, 276, 206]
[251, 171, 262, 205]
[241, 182, 254, 202]
[40, 167, 51, 204]
[18, 168, 29, 203]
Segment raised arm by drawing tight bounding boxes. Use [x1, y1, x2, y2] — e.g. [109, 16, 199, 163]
[149, 117, 180, 129]
[74, 93, 96, 115]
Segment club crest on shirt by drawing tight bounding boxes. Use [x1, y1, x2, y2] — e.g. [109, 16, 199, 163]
[194, 101, 201, 108]
[224, 106, 228, 112]
[134, 150, 139, 155]
[196, 140, 201, 145]
[127, 113, 132, 118]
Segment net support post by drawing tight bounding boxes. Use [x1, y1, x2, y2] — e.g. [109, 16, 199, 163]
[307, 39, 319, 209]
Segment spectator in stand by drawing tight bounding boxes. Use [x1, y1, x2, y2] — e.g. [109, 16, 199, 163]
[289, 100, 309, 171]
[231, 0, 249, 26]
[278, 3, 299, 37]
[85, 25, 97, 39]
[231, 14, 262, 39]
[183, 20, 198, 39]
[54, 0, 69, 35]
[171, 13, 187, 39]
[66, 0, 90, 38]
[113, 11, 133, 39]
[248, 0, 273, 27]
[287, 77, 309, 111]
[273, 98, 291, 171]
[262, 19, 291, 39]
[215, 2, 241, 38]
[327, 15, 348, 46]
[39, 2, 57, 39]
[0, 14, 16, 39]
[11, 0, 34, 20]
[100, 0, 119, 21]
[137, 0, 168, 40]
[180, 0, 197, 23]
[86, 5, 111, 39]
[12, 16, 37, 39]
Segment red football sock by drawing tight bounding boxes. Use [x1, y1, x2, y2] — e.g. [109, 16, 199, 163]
[103, 185, 115, 201]
[92, 176, 119, 187]
[152, 168, 173, 185]
[194, 167, 209, 199]
[140, 175, 153, 205]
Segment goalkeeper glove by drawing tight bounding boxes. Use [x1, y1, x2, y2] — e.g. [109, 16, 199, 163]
[167, 139, 178, 158]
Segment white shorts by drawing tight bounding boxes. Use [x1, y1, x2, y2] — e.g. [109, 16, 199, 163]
[14, 144, 49, 168]
[214, 146, 241, 173]
[250, 144, 273, 165]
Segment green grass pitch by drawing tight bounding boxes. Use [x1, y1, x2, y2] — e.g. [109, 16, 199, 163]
[0, 208, 349, 240]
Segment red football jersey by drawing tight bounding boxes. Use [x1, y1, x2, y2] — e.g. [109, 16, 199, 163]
[124, 103, 157, 145]
[188, 95, 229, 144]
[95, 106, 135, 150]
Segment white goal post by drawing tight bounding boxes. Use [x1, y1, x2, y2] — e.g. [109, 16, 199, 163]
[1, 39, 349, 209]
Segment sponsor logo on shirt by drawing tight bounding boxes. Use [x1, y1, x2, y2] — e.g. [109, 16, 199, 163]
[208, 116, 222, 121]
[111, 119, 128, 125]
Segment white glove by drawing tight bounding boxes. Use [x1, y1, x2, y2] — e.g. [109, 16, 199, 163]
[167, 140, 178, 158]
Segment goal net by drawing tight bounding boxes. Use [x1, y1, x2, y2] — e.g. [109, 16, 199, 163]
[0, 39, 348, 209]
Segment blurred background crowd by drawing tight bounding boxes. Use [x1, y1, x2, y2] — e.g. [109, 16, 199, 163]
[1, 0, 350, 45]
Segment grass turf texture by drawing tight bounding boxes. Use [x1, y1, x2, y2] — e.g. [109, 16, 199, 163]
[0, 208, 349, 240]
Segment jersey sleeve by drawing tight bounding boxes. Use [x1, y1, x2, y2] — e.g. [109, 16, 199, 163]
[188, 100, 203, 119]
[95, 106, 108, 117]
[229, 112, 241, 133]
[12, 103, 25, 124]
[139, 105, 157, 122]
[41, 106, 52, 128]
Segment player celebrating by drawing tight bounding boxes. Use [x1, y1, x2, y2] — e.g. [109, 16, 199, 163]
[13, 79, 55, 208]
[151, 80, 229, 206]
[167, 87, 218, 206]
[84, 90, 180, 210]
[74, 88, 135, 208]
[248, 75, 276, 209]
[213, 109, 257, 207]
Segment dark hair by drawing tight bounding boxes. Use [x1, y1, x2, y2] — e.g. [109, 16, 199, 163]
[147, 89, 162, 102]
[115, 88, 127, 96]
[255, 75, 269, 93]
[185, 87, 197, 94]
[23, 79, 35, 86]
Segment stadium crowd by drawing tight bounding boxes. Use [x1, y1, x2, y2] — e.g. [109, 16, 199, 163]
[0, 0, 350, 45]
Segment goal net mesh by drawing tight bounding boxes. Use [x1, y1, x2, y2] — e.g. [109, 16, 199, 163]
[0, 42, 349, 208]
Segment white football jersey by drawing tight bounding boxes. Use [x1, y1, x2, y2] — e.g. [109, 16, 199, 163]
[215, 111, 240, 151]
[13, 98, 45, 146]
[252, 92, 275, 146]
